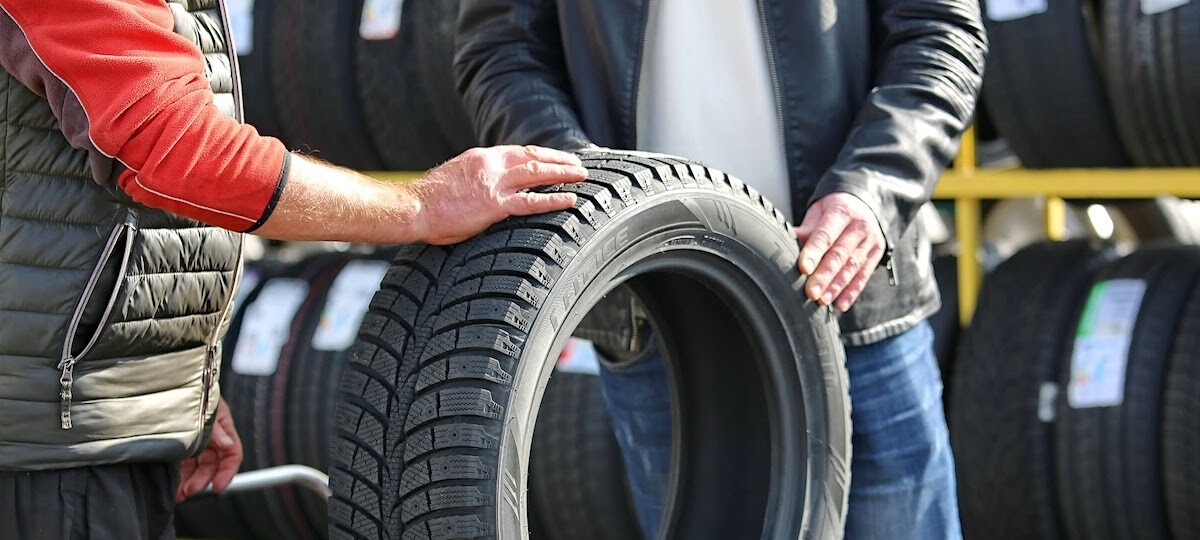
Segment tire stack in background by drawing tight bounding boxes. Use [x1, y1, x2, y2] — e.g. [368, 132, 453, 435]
[980, 0, 1200, 167]
[233, 0, 474, 171]
[175, 247, 392, 540]
[952, 240, 1200, 540]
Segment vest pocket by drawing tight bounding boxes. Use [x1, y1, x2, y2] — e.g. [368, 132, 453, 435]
[56, 216, 137, 429]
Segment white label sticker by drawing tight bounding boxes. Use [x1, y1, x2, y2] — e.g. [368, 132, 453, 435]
[555, 338, 602, 375]
[312, 260, 390, 351]
[1068, 279, 1147, 408]
[1141, 0, 1190, 14]
[360, 0, 404, 41]
[227, 0, 255, 55]
[231, 278, 309, 376]
[986, 0, 1048, 21]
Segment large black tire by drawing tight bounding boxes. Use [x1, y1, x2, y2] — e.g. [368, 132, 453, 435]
[1103, 0, 1200, 166]
[527, 371, 641, 540]
[269, 0, 382, 169]
[980, 0, 1128, 167]
[355, 0, 473, 171]
[1163, 279, 1200, 540]
[329, 150, 852, 540]
[951, 241, 1112, 540]
[1056, 246, 1200, 540]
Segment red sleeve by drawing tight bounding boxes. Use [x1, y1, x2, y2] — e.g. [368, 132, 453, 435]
[0, 0, 287, 232]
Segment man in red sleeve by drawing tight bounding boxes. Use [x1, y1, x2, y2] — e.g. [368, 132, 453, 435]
[0, 1, 585, 537]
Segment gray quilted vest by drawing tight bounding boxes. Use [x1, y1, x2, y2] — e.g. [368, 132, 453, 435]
[0, 0, 244, 470]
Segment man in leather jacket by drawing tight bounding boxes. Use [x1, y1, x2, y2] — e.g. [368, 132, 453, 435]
[456, 0, 987, 538]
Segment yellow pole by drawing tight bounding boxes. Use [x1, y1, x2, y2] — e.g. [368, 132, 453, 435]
[1045, 196, 1067, 241]
[955, 198, 981, 326]
[952, 126, 979, 325]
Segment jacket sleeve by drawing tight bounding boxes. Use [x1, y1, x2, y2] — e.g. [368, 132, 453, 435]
[0, 0, 288, 232]
[809, 0, 987, 248]
[455, 0, 593, 150]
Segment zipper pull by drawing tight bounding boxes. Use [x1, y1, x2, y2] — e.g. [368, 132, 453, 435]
[883, 247, 897, 287]
[59, 359, 76, 430]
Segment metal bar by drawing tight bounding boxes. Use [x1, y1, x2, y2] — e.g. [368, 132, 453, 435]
[936, 168, 1200, 198]
[197, 465, 331, 499]
[955, 198, 982, 326]
[1045, 197, 1067, 241]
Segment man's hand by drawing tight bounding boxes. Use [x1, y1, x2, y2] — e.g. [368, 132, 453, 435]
[795, 193, 886, 312]
[411, 145, 588, 245]
[177, 397, 243, 503]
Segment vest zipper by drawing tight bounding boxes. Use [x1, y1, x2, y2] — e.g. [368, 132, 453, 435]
[194, 235, 245, 445]
[58, 214, 137, 429]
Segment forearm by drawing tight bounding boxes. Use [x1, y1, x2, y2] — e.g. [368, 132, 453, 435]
[252, 154, 421, 243]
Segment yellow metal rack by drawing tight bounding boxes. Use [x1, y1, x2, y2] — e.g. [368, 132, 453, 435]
[936, 129, 1200, 325]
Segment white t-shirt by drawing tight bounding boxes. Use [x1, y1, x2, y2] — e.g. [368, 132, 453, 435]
[635, 0, 792, 218]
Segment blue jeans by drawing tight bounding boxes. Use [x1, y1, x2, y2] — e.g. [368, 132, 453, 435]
[597, 321, 961, 540]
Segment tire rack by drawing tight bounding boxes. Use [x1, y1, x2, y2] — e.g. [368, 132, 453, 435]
[939, 128, 1200, 325]
[364, 141, 1200, 326]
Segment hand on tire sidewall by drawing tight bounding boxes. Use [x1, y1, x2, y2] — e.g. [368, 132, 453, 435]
[795, 192, 886, 312]
[413, 145, 587, 245]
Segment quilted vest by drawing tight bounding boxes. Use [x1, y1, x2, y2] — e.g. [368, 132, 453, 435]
[0, 0, 244, 470]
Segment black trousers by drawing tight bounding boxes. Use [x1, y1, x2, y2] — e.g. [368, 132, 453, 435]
[0, 462, 178, 540]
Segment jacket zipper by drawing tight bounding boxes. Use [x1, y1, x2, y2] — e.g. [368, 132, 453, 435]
[58, 215, 137, 429]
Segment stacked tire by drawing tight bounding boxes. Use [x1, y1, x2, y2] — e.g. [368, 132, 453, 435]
[952, 240, 1200, 540]
[235, 0, 474, 170]
[979, 0, 1200, 167]
[175, 250, 393, 540]
[328, 151, 853, 540]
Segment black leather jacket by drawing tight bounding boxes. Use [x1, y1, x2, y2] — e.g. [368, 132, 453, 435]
[455, 0, 987, 345]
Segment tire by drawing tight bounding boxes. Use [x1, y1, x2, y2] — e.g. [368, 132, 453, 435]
[237, 0, 284, 139]
[951, 241, 1112, 540]
[929, 254, 959, 387]
[226, 254, 352, 540]
[1103, 0, 1200, 166]
[269, 0, 382, 169]
[355, 0, 471, 171]
[980, 0, 1128, 167]
[527, 371, 641, 540]
[329, 150, 852, 540]
[1164, 280, 1200, 540]
[1055, 246, 1200, 540]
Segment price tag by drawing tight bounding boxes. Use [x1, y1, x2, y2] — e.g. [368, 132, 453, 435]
[555, 338, 602, 375]
[360, 0, 404, 41]
[1141, 0, 1190, 14]
[226, 0, 255, 55]
[1068, 279, 1146, 408]
[312, 260, 390, 351]
[986, 0, 1048, 21]
[231, 278, 308, 376]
